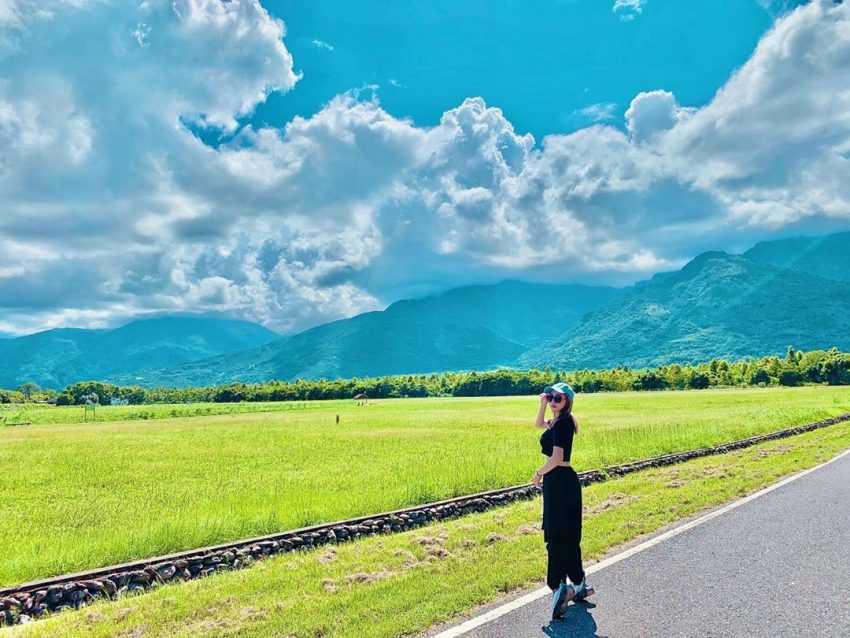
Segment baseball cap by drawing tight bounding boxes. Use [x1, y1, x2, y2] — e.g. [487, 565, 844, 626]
[544, 382, 575, 404]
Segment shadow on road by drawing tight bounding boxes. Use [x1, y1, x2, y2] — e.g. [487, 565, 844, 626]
[542, 601, 606, 638]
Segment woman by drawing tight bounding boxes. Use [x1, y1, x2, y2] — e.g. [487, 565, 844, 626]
[533, 381, 594, 620]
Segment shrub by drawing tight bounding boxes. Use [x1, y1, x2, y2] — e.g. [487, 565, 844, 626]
[779, 370, 801, 387]
[819, 355, 850, 386]
[750, 369, 771, 386]
[687, 373, 710, 390]
[632, 372, 667, 391]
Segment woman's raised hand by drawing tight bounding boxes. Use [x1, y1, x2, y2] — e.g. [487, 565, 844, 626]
[538, 392, 549, 406]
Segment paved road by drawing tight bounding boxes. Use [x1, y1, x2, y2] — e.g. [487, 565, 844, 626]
[435, 450, 850, 638]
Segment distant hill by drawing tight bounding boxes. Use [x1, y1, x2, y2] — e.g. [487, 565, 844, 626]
[0, 316, 279, 390]
[108, 281, 619, 387]
[744, 231, 850, 282]
[6, 231, 850, 390]
[519, 249, 850, 370]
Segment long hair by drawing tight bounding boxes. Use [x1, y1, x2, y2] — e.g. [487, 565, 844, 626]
[553, 396, 578, 434]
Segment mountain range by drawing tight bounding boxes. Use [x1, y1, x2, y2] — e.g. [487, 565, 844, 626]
[3, 231, 850, 390]
[742, 231, 850, 282]
[107, 282, 619, 388]
[0, 316, 279, 390]
[520, 248, 850, 370]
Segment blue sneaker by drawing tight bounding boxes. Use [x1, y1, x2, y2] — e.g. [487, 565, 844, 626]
[572, 578, 595, 602]
[550, 583, 567, 620]
[553, 579, 594, 619]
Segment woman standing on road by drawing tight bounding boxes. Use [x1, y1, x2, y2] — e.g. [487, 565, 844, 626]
[533, 381, 594, 620]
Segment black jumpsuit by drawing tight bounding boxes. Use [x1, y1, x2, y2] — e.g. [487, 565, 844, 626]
[539, 413, 585, 590]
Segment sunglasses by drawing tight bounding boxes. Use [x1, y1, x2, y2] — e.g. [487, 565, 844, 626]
[547, 393, 564, 403]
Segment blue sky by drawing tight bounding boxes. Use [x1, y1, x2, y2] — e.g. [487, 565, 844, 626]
[253, 0, 781, 139]
[1, 0, 848, 336]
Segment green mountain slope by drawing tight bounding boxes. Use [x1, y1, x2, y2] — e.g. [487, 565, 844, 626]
[0, 316, 279, 390]
[743, 231, 850, 282]
[109, 281, 619, 387]
[519, 250, 850, 370]
[7, 231, 850, 390]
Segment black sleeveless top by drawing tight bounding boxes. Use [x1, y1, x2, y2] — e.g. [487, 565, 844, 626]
[539, 413, 575, 462]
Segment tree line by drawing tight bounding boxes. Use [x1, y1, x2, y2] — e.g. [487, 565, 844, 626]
[3, 346, 850, 406]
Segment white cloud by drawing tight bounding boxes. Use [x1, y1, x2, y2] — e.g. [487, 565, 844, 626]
[576, 102, 618, 123]
[613, 0, 645, 22]
[625, 90, 694, 142]
[1, 0, 850, 336]
[0, 0, 87, 27]
[756, 0, 801, 18]
[663, 0, 850, 227]
[311, 38, 333, 51]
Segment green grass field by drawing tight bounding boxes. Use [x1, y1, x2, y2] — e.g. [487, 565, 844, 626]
[0, 400, 322, 426]
[10, 418, 850, 638]
[2, 386, 849, 587]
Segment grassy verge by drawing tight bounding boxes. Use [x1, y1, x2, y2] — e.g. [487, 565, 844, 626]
[8, 420, 850, 638]
[3, 387, 850, 586]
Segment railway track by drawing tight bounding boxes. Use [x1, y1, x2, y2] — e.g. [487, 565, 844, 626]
[2, 412, 849, 626]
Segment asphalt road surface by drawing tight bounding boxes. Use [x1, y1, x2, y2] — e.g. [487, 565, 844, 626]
[431, 449, 850, 638]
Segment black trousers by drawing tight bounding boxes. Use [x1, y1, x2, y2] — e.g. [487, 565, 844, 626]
[542, 466, 585, 590]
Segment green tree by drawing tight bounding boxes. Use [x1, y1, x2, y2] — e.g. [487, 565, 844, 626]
[687, 372, 710, 389]
[632, 372, 667, 391]
[17, 382, 40, 401]
[818, 353, 850, 386]
[779, 370, 801, 387]
[750, 368, 771, 386]
[785, 346, 798, 366]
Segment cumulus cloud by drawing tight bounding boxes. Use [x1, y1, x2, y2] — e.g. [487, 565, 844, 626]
[625, 90, 694, 142]
[0, 0, 300, 333]
[664, 0, 850, 227]
[1, 0, 850, 337]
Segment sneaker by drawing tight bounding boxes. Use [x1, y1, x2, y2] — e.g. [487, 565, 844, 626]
[572, 578, 595, 602]
[550, 583, 567, 620]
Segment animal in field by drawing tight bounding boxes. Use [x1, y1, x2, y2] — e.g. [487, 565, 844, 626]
[353, 392, 369, 406]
